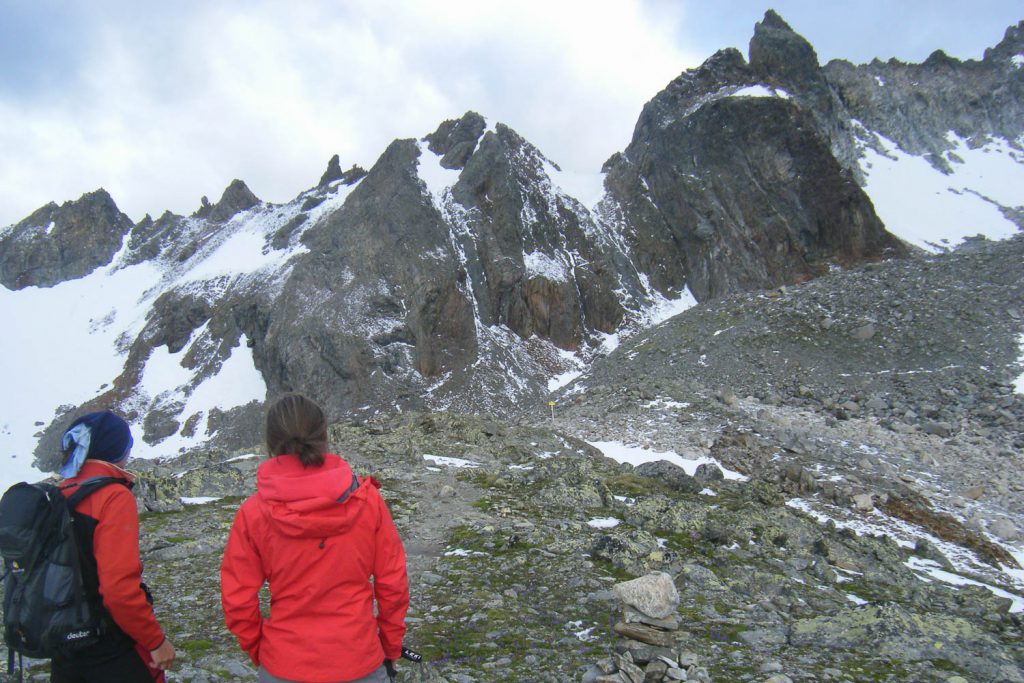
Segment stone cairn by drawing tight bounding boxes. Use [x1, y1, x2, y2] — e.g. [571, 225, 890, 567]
[582, 572, 712, 683]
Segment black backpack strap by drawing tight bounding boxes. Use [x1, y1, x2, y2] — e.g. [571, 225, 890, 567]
[62, 476, 131, 510]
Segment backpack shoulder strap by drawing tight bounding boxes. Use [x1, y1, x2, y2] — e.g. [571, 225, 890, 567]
[61, 476, 131, 510]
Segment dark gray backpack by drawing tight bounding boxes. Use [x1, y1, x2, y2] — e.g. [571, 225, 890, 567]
[0, 477, 126, 662]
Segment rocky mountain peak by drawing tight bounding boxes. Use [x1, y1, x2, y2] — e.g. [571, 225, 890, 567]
[0, 188, 133, 290]
[984, 19, 1024, 62]
[423, 110, 487, 169]
[207, 179, 260, 223]
[923, 48, 961, 68]
[749, 10, 821, 85]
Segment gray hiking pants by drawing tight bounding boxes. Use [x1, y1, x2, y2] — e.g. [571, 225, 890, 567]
[257, 664, 388, 683]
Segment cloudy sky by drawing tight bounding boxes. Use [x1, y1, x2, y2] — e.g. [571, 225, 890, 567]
[1, 0, 1021, 228]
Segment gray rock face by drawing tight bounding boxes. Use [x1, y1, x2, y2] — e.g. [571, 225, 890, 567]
[0, 189, 133, 289]
[241, 117, 636, 422]
[194, 179, 260, 223]
[256, 137, 477, 416]
[424, 111, 487, 169]
[449, 123, 628, 347]
[823, 20, 1024, 168]
[603, 12, 908, 302]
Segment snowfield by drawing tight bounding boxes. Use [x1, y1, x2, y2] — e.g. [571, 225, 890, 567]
[0, 249, 162, 489]
[858, 129, 1024, 251]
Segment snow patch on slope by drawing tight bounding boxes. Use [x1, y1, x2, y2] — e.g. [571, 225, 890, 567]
[176, 205, 310, 290]
[132, 333, 265, 459]
[549, 347, 586, 392]
[587, 440, 747, 481]
[787, 497, 1024, 611]
[0, 257, 163, 489]
[523, 251, 569, 281]
[540, 158, 606, 211]
[416, 141, 461, 210]
[729, 85, 792, 99]
[858, 127, 1023, 250]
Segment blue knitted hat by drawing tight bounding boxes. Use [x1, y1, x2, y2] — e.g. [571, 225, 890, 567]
[60, 411, 134, 478]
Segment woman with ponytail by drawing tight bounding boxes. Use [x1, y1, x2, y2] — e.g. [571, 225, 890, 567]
[220, 394, 409, 683]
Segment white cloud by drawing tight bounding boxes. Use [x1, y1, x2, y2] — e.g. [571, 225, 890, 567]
[0, 0, 697, 228]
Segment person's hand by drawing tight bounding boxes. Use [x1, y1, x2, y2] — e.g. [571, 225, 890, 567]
[150, 638, 176, 670]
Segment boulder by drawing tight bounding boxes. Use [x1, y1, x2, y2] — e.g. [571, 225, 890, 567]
[613, 572, 680, 619]
[634, 461, 701, 494]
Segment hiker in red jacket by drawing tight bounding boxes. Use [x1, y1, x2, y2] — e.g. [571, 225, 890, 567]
[54, 410, 176, 683]
[221, 393, 409, 683]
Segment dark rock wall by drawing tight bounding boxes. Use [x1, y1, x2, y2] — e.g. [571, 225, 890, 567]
[256, 138, 474, 415]
[451, 124, 626, 348]
[0, 189, 133, 290]
[605, 11, 910, 302]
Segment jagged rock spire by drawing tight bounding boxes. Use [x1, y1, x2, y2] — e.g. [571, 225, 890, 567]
[423, 111, 487, 170]
[749, 9, 821, 84]
[193, 179, 260, 223]
[0, 188, 133, 289]
[319, 154, 344, 188]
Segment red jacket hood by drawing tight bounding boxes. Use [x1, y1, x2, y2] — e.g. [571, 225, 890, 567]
[255, 454, 369, 538]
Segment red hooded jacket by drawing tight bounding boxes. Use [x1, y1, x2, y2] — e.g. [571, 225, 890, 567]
[59, 459, 167, 681]
[220, 454, 409, 682]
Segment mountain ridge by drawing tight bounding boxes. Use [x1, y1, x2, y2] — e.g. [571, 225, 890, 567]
[0, 11, 1020, 479]
[1, 10, 1023, 683]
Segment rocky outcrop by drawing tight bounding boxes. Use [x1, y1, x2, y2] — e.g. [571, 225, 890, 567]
[424, 111, 488, 169]
[243, 119, 636, 422]
[193, 179, 260, 223]
[252, 137, 472, 416]
[450, 123, 629, 347]
[0, 189, 133, 289]
[604, 20, 908, 301]
[823, 20, 1024, 167]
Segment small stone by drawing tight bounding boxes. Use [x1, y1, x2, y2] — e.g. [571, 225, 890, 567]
[676, 652, 699, 668]
[624, 606, 680, 631]
[865, 396, 888, 410]
[961, 485, 985, 500]
[665, 668, 687, 681]
[420, 572, 444, 585]
[853, 493, 874, 512]
[851, 323, 876, 341]
[644, 660, 669, 682]
[763, 676, 793, 683]
[615, 653, 645, 683]
[923, 420, 953, 437]
[988, 518, 1020, 541]
[693, 463, 725, 483]
[613, 622, 677, 648]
